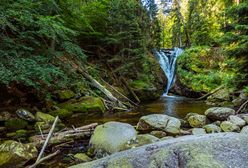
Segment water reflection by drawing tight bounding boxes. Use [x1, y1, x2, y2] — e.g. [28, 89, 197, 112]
[67, 96, 210, 127]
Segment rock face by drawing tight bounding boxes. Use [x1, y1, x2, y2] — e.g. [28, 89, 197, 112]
[0, 140, 37, 168]
[89, 122, 137, 155]
[205, 107, 235, 121]
[137, 114, 181, 135]
[187, 114, 207, 128]
[70, 133, 248, 168]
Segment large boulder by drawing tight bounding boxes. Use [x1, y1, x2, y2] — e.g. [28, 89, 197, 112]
[205, 107, 235, 121]
[89, 122, 137, 156]
[60, 96, 106, 113]
[206, 88, 232, 106]
[0, 140, 37, 168]
[70, 133, 248, 168]
[137, 114, 181, 135]
[187, 114, 207, 128]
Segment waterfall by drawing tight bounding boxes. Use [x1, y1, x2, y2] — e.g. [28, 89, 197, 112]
[154, 48, 183, 95]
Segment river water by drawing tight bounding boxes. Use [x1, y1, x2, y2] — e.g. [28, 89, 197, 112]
[68, 95, 210, 126]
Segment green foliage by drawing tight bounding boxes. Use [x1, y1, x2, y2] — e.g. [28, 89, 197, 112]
[177, 46, 242, 92]
[0, 0, 85, 88]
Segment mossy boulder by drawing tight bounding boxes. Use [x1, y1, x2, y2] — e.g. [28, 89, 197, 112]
[130, 80, 161, 101]
[206, 88, 232, 106]
[205, 107, 235, 121]
[35, 111, 56, 124]
[89, 122, 137, 156]
[60, 96, 106, 114]
[187, 114, 207, 128]
[137, 114, 181, 135]
[49, 108, 73, 119]
[220, 121, 240, 132]
[203, 124, 221, 133]
[55, 90, 75, 102]
[228, 115, 246, 127]
[5, 119, 28, 131]
[0, 140, 37, 168]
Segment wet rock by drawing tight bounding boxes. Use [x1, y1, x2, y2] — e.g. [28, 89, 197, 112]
[70, 133, 248, 168]
[0, 111, 12, 122]
[228, 115, 246, 127]
[205, 107, 235, 121]
[16, 109, 35, 122]
[192, 128, 206, 135]
[150, 131, 167, 138]
[74, 153, 92, 162]
[89, 122, 137, 156]
[5, 119, 28, 131]
[55, 90, 75, 102]
[220, 121, 240, 132]
[232, 98, 244, 107]
[203, 124, 221, 133]
[240, 126, 248, 134]
[137, 114, 181, 135]
[187, 114, 207, 128]
[60, 96, 106, 113]
[179, 119, 190, 128]
[0, 140, 37, 168]
[49, 108, 73, 119]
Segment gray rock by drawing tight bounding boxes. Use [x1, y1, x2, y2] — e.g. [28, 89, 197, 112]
[137, 114, 181, 135]
[70, 133, 248, 168]
[220, 121, 240, 132]
[241, 126, 248, 134]
[16, 109, 35, 122]
[150, 131, 167, 138]
[228, 115, 246, 127]
[187, 114, 207, 128]
[203, 124, 221, 133]
[0, 140, 37, 167]
[205, 107, 235, 121]
[89, 122, 137, 155]
[192, 128, 206, 135]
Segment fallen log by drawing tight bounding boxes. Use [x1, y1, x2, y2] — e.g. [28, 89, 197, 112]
[236, 100, 248, 114]
[30, 123, 98, 147]
[197, 85, 224, 100]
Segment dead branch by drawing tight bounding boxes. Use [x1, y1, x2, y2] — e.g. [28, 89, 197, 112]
[236, 100, 248, 114]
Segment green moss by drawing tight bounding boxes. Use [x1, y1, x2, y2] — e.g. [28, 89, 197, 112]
[49, 109, 73, 119]
[74, 153, 92, 162]
[131, 80, 151, 90]
[35, 112, 56, 124]
[5, 119, 28, 131]
[56, 90, 75, 101]
[60, 96, 106, 113]
[6, 130, 28, 139]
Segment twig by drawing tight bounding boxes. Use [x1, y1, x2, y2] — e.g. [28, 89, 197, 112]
[34, 116, 59, 165]
[28, 150, 60, 168]
[236, 100, 248, 114]
[38, 125, 44, 139]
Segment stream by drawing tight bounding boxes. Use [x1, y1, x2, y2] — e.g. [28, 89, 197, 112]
[67, 95, 210, 126]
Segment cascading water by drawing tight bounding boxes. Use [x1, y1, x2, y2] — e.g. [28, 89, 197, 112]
[154, 48, 183, 95]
